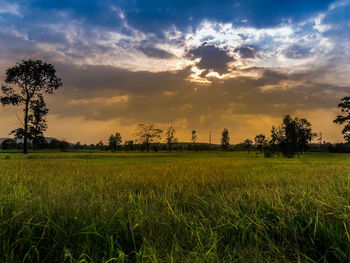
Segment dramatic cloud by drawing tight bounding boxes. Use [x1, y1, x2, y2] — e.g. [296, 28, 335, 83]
[283, 45, 312, 59]
[137, 46, 175, 59]
[0, 0, 349, 143]
[234, 46, 257, 59]
[187, 44, 234, 74]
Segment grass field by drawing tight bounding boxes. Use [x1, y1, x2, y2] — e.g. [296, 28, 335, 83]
[0, 151, 349, 262]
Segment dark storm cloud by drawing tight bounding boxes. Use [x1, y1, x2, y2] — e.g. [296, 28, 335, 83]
[187, 44, 234, 74]
[48, 63, 348, 129]
[53, 63, 192, 97]
[137, 46, 175, 59]
[234, 46, 256, 59]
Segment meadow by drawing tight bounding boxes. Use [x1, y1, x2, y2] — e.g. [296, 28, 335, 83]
[0, 151, 349, 262]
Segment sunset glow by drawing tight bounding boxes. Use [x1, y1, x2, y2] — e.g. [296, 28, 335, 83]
[1, 0, 349, 144]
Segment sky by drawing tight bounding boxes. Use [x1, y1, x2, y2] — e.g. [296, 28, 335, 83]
[0, 0, 350, 144]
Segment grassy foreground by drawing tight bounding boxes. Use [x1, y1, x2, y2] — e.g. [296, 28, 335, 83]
[0, 151, 349, 262]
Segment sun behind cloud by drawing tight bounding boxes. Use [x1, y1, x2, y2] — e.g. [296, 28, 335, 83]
[0, 0, 349, 143]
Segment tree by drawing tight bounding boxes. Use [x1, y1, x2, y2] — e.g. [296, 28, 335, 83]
[1, 139, 19, 150]
[191, 130, 197, 144]
[49, 138, 60, 149]
[59, 140, 70, 152]
[108, 135, 116, 152]
[270, 126, 284, 155]
[165, 126, 177, 152]
[0, 60, 62, 154]
[271, 115, 315, 157]
[135, 123, 163, 152]
[108, 132, 122, 152]
[115, 133, 122, 150]
[30, 95, 48, 148]
[124, 140, 134, 152]
[73, 142, 81, 150]
[270, 126, 284, 145]
[280, 115, 299, 157]
[243, 139, 253, 153]
[295, 117, 315, 153]
[334, 96, 350, 143]
[254, 134, 267, 153]
[96, 140, 105, 151]
[221, 128, 230, 151]
[10, 94, 49, 149]
[317, 132, 323, 144]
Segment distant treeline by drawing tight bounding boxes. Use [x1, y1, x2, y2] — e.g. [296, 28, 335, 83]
[2, 137, 350, 154]
[2, 114, 350, 157]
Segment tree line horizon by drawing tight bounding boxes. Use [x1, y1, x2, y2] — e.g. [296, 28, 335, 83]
[1, 60, 350, 156]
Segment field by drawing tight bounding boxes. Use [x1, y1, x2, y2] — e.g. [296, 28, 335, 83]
[0, 151, 349, 262]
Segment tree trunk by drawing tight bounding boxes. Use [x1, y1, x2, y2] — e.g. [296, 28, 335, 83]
[33, 125, 38, 150]
[23, 99, 29, 154]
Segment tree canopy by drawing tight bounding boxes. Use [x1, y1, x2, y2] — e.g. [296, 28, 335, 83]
[334, 96, 350, 143]
[221, 128, 230, 151]
[271, 115, 315, 157]
[135, 123, 163, 152]
[0, 60, 62, 154]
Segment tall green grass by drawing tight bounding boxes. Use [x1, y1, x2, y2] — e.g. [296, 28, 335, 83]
[0, 152, 349, 262]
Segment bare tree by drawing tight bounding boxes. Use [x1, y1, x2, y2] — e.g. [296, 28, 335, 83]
[135, 123, 163, 152]
[165, 126, 177, 152]
[0, 60, 62, 154]
[191, 130, 197, 145]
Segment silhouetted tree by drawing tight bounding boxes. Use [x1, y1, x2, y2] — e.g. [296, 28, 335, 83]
[30, 95, 48, 148]
[270, 126, 284, 155]
[108, 135, 116, 152]
[108, 132, 122, 152]
[59, 140, 70, 152]
[165, 126, 177, 152]
[273, 115, 315, 157]
[0, 60, 62, 154]
[280, 115, 299, 157]
[317, 132, 323, 144]
[191, 130, 197, 144]
[221, 128, 230, 151]
[124, 140, 134, 152]
[49, 139, 60, 149]
[334, 96, 350, 143]
[96, 140, 105, 151]
[243, 139, 253, 153]
[254, 134, 267, 153]
[295, 117, 315, 153]
[73, 142, 81, 150]
[1, 139, 19, 150]
[10, 94, 49, 149]
[135, 123, 163, 152]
